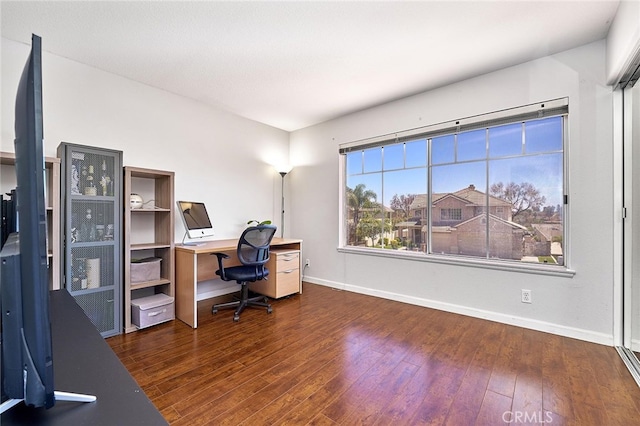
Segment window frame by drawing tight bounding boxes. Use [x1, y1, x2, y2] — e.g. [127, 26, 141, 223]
[338, 98, 575, 277]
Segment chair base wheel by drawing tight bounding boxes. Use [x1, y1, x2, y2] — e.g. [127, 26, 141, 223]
[211, 286, 274, 321]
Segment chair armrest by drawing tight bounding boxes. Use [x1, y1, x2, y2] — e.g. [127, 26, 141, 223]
[210, 252, 230, 281]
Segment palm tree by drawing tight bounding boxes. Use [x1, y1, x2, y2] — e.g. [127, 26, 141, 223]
[346, 184, 377, 244]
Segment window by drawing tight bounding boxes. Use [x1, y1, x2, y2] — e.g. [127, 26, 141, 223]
[441, 208, 462, 221]
[340, 99, 567, 270]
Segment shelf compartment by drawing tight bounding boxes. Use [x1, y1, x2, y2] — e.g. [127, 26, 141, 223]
[131, 208, 171, 213]
[130, 278, 172, 291]
[131, 243, 172, 251]
[196, 279, 238, 301]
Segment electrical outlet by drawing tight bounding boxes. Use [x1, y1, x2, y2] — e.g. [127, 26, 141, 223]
[521, 289, 532, 304]
[305, 258, 310, 267]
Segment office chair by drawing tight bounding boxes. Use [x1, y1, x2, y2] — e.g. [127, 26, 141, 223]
[211, 224, 277, 322]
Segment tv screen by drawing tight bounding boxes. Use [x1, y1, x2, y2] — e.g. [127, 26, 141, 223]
[1, 34, 97, 416]
[177, 201, 215, 240]
[1, 33, 55, 409]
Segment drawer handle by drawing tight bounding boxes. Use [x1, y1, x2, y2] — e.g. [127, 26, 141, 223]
[283, 269, 295, 274]
[281, 256, 296, 261]
[148, 309, 167, 317]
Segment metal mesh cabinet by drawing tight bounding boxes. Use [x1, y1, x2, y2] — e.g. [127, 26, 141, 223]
[58, 142, 123, 337]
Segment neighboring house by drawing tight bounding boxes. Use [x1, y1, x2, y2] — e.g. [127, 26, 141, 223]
[530, 223, 564, 263]
[396, 185, 528, 259]
[433, 214, 528, 260]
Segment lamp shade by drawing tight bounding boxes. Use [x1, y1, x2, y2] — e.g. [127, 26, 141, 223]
[275, 164, 293, 175]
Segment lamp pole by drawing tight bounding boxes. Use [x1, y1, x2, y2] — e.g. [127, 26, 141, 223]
[276, 165, 292, 238]
[280, 171, 287, 238]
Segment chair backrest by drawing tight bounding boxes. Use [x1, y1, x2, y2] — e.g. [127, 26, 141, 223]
[237, 225, 277, 266]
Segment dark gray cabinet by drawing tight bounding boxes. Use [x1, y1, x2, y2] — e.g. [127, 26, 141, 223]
[58, 142, 123, 337]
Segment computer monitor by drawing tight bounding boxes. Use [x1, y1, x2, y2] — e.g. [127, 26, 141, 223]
[177, 201, 215, 240]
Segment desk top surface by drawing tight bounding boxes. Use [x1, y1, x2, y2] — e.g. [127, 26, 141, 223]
[1, 290, 167, 425]
[175, 237, 302, 254]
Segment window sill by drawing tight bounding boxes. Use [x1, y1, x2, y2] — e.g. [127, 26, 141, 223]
[337, 246, 576, 278]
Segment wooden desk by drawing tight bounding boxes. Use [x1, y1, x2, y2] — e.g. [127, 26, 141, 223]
[175, 238, 302, 328]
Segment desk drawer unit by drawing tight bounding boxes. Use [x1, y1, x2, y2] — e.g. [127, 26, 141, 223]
[250, 250, 300, 298]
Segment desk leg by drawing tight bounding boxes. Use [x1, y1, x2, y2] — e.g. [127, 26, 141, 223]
[175, 250, 198, 328]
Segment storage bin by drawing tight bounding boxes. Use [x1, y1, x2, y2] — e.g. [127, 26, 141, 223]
[130, 257, 161, 283]
[131, 293, 174, 329]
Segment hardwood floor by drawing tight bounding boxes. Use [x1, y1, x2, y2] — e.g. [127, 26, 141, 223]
[108, 283, 640, 425]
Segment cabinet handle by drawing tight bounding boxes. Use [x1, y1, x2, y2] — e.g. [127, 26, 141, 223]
[283, 269, 295, 274]
[281, 256, 296, 261]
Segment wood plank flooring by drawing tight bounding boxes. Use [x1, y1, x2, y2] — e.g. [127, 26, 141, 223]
[108, 283, 640, 425]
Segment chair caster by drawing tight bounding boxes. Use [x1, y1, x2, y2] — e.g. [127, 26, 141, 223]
[267, 307, 273, 314]
[212, 308, 218, 315]
[233, 315, 240, 322]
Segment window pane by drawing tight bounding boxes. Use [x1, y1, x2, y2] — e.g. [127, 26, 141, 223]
[406, 139, 427, 168]
[431, 162, 487, 256]
[457, 129, 486, 162]
[525, 116, 563, 153]
[432, 135, 454, 164]
[489, 122, 522, 158]
[346, 173, 381, 247]
[488, 154, 563, 262]
[384, 168, 427, 251]
[346, 151, 363, 176]
[363, 147, 382, 173]
[383, 144, 404, 171]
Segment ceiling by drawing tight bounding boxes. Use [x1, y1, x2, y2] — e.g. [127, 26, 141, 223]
[1, 1, 620, 132]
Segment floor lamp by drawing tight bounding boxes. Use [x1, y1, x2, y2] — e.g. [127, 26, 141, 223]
[276, 165, 292, 238]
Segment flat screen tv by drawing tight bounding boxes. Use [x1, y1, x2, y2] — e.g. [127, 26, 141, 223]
[0, 34, 95, 415]
[177, 201, 215, 243]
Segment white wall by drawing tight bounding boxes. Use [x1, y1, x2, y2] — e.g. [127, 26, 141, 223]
[606, 0, 640, 85]
[290, 40, 615, 345]
[1, 37, 290, 240]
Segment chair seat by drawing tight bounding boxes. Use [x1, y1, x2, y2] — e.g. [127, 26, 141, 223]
[216, 265, 270, 283]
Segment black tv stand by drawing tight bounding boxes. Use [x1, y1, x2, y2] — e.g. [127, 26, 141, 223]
[1, 290, 167, 425]
[0, 390, 96, 416]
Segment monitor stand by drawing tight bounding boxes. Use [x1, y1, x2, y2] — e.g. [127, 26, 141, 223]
[181, 231, 205, 246]
[0, 391, 96, 415]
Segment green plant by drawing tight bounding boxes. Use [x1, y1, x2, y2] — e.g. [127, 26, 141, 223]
[247, 219, 272, 226]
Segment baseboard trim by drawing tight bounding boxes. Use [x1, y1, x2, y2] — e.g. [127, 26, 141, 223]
[303, 276, 613, 346]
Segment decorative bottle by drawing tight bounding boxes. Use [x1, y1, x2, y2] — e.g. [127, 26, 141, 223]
[96, 212, 105, 241]
[79, 210, 89, 242]
[88, 208, 97, 241]
[80, 208, 96, 241]
[100, 159, 112, 196]
[84, 165, 97, 196]
[81, 165, 88, 193]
